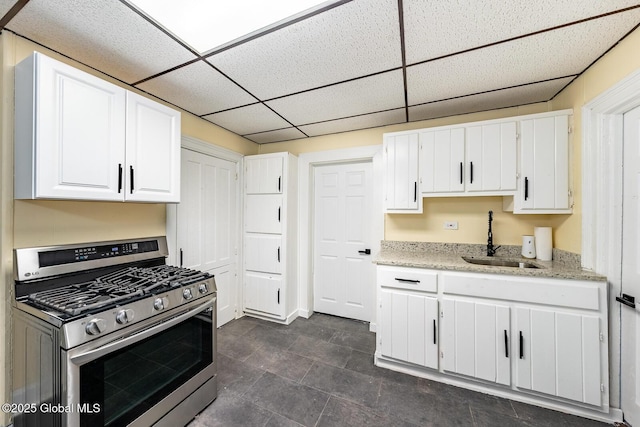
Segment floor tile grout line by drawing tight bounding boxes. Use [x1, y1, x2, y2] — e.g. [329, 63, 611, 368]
[313, 393, 333, 427]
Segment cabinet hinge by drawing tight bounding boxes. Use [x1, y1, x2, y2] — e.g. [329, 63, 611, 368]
[600, 384, 605, 393]
[440, 351, 444, 358]
[440, 311, 444, 318]
[568, 125, 573, 134]
[599, 332, 605, 342]
[235, 173, 238, 181]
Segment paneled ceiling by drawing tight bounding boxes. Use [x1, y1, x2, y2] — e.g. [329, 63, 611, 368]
[1, 0, 639, 144]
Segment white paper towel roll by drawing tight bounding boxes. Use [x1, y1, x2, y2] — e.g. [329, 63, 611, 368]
[534, 227, 553, 261]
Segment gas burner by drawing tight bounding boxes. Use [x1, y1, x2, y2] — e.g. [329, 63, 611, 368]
[26, 265, 210, 316]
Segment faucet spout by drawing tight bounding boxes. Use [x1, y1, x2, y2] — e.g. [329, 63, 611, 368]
[487, 210, 498, 256]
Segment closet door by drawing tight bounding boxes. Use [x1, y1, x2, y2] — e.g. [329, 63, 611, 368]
[176, 148, 239, 326]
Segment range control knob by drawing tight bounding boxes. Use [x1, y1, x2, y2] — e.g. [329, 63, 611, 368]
[198, 283, 208, 294]
[183, 288, 193, 300]
[85, 318, 107, 336]
[153, 297, 168, 311]
[116, 309, 135, 325]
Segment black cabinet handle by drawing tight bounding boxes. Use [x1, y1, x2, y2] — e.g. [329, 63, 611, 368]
[278, 176, 281, 192]
[519, 331, 524, 359]
[504, 330, 509, 358]
[277, 247, 280, 262]
[524, 177, 529, 200]
[414, 182, 417, 202]
[470, 162, 474, 184]
[433, 319, 437, 345]
[358, 249, 371, 255]
[118, 164, 123, 193]
[459, 162, 463, 184]
[616, 293, 636, 309]
[394, 278, 420, 283]
[130, 165, 134, 193]
[277, 288, 280, 304]
[278, 207, 281, 222]
[180, 248, 183, 268]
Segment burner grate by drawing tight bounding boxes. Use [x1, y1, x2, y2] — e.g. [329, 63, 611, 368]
[27, 265, 210, 316]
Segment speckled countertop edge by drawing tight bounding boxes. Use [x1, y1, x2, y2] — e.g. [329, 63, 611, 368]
[374, 241, 606, 282]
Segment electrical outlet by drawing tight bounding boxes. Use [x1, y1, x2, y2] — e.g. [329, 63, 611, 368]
[444, 221, 458, 230]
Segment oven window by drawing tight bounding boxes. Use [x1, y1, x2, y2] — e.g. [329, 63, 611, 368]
[79, 312, 213, 427]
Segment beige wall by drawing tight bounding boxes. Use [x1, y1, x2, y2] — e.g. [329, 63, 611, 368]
[0, 32, 258, 426]
[260, 26, 640, 255]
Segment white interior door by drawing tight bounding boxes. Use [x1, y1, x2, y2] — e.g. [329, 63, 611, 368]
[313, 161, 374, 322]
[176, 148, 238, 327]
[622, 105, 640, 425]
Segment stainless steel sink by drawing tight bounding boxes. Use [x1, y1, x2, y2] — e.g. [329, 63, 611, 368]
[461, 256, 540, 269]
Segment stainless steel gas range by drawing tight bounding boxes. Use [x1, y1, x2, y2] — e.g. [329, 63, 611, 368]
[11, 236, 217, 427]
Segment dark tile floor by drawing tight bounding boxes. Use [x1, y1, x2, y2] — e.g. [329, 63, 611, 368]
[189, 313, 612, 427]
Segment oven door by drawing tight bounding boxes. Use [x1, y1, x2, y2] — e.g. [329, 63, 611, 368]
[64, 297, 216, 427]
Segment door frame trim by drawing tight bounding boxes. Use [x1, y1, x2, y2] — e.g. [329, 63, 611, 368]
[298, 145, 383, 328]
[582, 67, 640, 417]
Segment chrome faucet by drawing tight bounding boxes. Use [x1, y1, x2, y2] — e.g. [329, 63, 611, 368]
[487, 210, 500, 256]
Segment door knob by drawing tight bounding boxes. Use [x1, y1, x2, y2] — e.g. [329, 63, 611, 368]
[358, 249, 371, 255]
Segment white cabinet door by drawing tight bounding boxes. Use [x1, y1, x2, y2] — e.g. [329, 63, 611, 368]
[442, 298, 511, 386]
[245, 156, 283, 194]
[384, 133, 421, 212]
[125, 91, 181, 203]
[175, 149, 239, 327]
[15, 52, 126, 200]
[15, 52, 181, 203]
[466, 122, 517, 193]
[516, 115, 570, 213]
[420, 128, 465, 193]
[244, 272, 284, 317]
[380, 289, 438, 369]
[244, 234, 282, 274]
[514, 115, 571, 213]
[245, 195, 283, 234]
[516, 307, 602, 406]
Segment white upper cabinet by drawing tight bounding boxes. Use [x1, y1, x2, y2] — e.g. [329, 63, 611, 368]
[465, 122, 517, 193]
[14, 52, 181, 203]
[125, 91, 180, 203]
[419, 122, 516, 197]
[512, 113, 571, 213]
[245, 156, 284, 194]
[383, 133, 422, 213]
[420, 128, 465, 193]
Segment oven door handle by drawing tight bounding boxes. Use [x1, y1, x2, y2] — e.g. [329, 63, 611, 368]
[70, 297, 215, 365]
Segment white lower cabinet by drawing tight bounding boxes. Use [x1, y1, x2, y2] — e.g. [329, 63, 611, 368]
[244, 272, 284, 318]
[442, 298, 511, 386]
[515, 307, 602, 406]
[380, 289, 438, 369]
[375, 265, 609, 418]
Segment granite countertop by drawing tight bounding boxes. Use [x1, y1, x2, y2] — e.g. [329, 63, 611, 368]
[374, 241, 606, 282]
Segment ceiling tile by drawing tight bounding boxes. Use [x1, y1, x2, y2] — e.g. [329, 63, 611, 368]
[136, 60, 257, 115]
[406, 10, 640, 105]
[5, 0, 197, 84]
[299, 109, 406, 137]
[266, 70, 405, 125]
[408, 77, 575, 122]
[0, 0, 16, 19]
[244, 128, 307, 144]
[403, 0, 640, 64]
[203, 103, 292, 135]
[207, 0, 402, 100]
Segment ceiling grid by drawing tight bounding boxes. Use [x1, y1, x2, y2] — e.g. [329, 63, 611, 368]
[1, 0, 639, 143]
